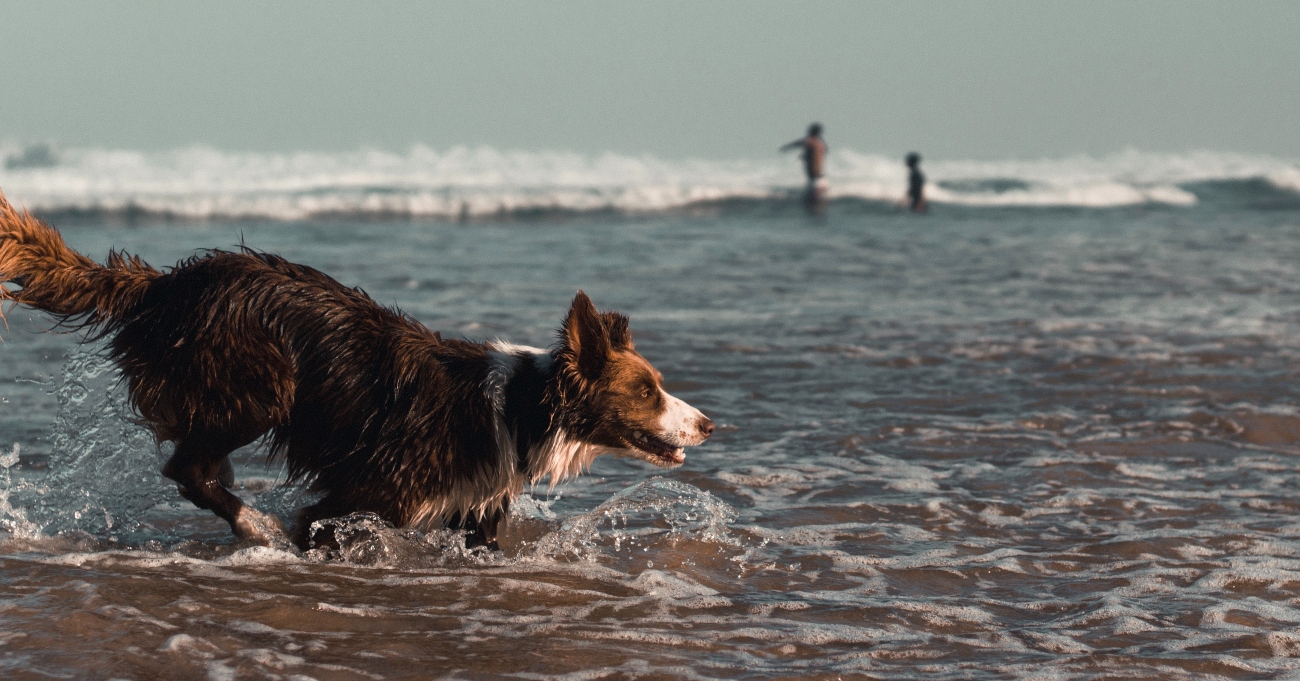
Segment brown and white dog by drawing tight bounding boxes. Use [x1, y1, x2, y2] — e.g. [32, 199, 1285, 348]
[0, 193, 713, 549]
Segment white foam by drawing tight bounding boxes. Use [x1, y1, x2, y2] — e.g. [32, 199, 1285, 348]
[628, 569, 719, 599]
[1, 145, 1295, 218]
[158, 633, 218, 656]
[861, 453, 945, 493]
[212, 545, 302, 566]
[1115, 462, 1187, 481]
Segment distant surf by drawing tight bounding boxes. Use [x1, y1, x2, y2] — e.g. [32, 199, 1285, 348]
[1, 144, 1297, 221]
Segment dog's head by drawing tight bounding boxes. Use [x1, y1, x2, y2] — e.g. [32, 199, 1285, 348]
[556, 291, 713, 467]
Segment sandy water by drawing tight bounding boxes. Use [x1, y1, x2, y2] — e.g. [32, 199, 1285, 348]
[4, 198, 1300, 679]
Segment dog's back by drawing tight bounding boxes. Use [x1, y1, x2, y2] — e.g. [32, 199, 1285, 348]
[0, 197, 501, 543]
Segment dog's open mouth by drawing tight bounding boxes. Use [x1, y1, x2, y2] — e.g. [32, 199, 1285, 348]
[624, 430, 686, 467]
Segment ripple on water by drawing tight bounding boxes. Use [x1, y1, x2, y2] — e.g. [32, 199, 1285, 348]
[4, 209, 1300, 677]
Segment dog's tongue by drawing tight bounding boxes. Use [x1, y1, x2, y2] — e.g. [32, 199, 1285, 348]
[629, 430, 687, 466]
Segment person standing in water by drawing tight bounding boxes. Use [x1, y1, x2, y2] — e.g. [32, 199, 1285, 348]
[905, 152, 926, 213]
[781, 123, 828, 201]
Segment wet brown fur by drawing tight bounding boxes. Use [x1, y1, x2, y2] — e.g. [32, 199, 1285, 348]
[0, 192, 713, 548]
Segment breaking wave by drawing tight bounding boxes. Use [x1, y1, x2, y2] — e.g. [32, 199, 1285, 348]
[1, 144, 1297, 220]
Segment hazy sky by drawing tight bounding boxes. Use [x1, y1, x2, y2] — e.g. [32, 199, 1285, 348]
[2, 0, 1297, 160]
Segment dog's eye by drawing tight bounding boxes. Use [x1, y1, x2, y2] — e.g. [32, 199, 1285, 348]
[639, 388, 653, 399]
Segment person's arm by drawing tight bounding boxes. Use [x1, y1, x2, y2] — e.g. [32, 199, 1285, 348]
[779, 138, 805, 152]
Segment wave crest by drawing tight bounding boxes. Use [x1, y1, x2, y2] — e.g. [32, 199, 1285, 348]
[1, 144, 1297, 219]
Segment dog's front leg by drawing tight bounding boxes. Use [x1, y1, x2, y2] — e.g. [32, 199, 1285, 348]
[462, 501, 509, 551]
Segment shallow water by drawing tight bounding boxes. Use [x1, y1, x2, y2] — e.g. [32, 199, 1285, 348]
[5, 199, 1300, 679]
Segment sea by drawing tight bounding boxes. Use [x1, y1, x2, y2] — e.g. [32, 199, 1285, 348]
[1, 144, 1300, 680]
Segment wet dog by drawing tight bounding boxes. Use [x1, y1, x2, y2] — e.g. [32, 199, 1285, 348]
[0, 194, 713, 549]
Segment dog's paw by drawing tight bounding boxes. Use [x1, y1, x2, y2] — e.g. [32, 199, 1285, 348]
[232, 506, 292, 549]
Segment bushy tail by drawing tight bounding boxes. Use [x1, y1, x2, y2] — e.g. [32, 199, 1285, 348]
[0, 191, 160, 329]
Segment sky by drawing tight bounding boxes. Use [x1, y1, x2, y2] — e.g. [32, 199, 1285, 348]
[1, 0, 1298, 161]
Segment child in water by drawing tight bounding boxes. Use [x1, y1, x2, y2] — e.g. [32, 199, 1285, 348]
[906, 152, 926, 213]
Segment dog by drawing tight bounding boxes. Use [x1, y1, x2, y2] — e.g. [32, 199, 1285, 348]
[0, 193, 714, 549]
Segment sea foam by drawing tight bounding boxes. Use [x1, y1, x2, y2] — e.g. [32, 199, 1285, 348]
[1, 144, 1296, 219]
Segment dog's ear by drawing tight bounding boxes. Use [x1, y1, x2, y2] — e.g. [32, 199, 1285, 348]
[603, 312, 634, 351]
[563, 290, 610, 379]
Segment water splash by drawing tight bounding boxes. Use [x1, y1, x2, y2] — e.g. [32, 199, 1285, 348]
[0, 443, 39, 538]
[0, 349, 743, 564]
[525, 477, 740, 564]
[279, 480, 742, 569]
[0, 349, 176, 541]
[300, 512, 478, 567]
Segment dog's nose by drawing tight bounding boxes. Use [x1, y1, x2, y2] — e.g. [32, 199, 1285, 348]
[698, 416, 715, 438]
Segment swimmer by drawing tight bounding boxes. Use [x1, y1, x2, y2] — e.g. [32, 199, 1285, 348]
[905, 152, 926, 213]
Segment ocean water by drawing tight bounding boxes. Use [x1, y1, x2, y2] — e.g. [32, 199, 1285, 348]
[1, 148, 1300, 679]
